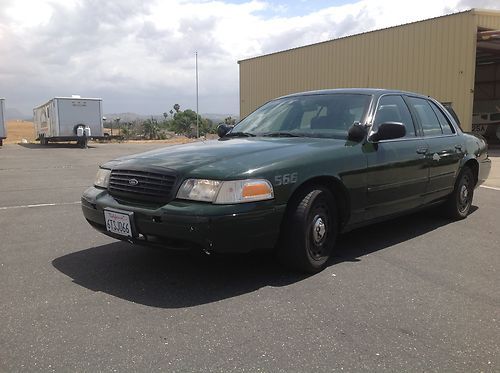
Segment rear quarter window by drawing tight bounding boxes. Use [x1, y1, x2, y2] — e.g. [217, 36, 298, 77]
[429, 102, 455, 135]
[407, 97, 443, 137]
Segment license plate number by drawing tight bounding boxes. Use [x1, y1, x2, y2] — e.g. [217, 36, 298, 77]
[104, 210, 133, 237]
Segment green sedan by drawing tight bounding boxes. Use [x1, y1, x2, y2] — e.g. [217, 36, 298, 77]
[82, 89, 491, 273]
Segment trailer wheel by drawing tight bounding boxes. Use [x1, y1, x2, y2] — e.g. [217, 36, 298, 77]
[78, 137, 88, 149]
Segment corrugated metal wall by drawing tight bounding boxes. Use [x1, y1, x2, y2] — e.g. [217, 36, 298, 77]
[475, 10, 500, 29]
[239, 10, 492, 131]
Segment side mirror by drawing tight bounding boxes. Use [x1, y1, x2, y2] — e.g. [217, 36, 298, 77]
[347, 122, 367, 141]
[368, 122, 406, 142]
[217, 124, 232, 138]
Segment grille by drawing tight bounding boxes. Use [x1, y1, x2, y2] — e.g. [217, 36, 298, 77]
[108, 169, 177, 204]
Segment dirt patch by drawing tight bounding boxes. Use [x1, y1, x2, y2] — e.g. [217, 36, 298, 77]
[4, 120, 36, 144]
[2, 119, 217, 146]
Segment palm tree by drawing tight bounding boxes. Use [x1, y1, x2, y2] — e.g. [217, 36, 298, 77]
[114, 117, 120, 136]
[143, 118, 159, 140]
[173, 104, 180, 113]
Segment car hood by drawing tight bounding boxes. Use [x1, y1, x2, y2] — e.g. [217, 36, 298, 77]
[103, 137, 349, 179]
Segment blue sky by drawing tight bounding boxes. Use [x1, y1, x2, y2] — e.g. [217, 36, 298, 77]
[228, 0, 355, 17]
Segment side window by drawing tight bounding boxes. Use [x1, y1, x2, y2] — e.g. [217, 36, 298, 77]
[429, 102, 455, 135]
[407, 97, 443, 136]
[374, 95, 416, 137]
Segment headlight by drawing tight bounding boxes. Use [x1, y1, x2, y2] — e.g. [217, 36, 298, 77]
[215, 179, 274, 204]
[176, 179, 222, 202]
[94, 168, 111, 188]
[176, 179, 274, 204]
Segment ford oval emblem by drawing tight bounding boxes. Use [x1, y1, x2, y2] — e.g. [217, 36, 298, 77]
[129, 178, 139, 186]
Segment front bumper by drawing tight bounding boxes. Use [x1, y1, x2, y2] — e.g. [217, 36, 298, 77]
[81, 187, 286, 253]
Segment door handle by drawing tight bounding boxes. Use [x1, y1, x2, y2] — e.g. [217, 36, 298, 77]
[416, 147, 428, 154]
[455, 144, 463, 151]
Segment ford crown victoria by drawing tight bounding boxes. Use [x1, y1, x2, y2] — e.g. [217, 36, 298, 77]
[82, 89, 491, 273]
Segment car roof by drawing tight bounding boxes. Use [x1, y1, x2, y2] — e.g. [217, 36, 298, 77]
[279, 88, 430, 100]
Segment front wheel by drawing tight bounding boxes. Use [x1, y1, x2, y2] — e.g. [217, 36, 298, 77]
[444, 167, 474, 220]
[278, 186, 338, 273]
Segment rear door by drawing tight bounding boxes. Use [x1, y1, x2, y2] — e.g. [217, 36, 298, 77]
[405, 96, 463, 203]
[364, 94, 429, 219]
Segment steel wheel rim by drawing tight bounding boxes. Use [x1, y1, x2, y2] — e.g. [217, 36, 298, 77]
[457, 174, 472, 214]
[308, 198, 331, 260]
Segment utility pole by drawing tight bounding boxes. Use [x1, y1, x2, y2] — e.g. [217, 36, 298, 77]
[196, 51, 199, 138]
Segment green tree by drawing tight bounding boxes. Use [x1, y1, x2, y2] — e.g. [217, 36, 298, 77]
[224, 116, 236, 125]
[121, 125, 131, 139]
[172, 109, 198, 136]
[168, 107, 216, 137]
[143, 118, 160, 140]
[200, 118, 215, 135]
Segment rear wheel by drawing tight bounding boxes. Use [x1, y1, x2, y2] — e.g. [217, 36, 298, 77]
[445, 167, 474, 219]
[278, 186, 338, 273]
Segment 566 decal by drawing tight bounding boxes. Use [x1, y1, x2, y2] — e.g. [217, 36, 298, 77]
[275, 172, 298, 186]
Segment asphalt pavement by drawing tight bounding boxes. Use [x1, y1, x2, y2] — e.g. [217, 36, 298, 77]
[0, 142, 499, 372]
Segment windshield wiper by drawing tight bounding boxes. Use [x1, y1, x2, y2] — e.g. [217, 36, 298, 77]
[225, 131, 256, 137]
[262, 131, 304, 137]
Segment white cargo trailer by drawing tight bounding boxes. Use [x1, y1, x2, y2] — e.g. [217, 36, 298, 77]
[0, 98, 6, 146]
[33, 96, 103, 147]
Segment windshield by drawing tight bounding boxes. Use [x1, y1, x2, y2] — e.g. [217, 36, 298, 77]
[233, 93, 372, 139]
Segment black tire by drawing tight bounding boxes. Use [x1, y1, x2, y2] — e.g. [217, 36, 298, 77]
[444, 167, 474, 220]
[78, 137, 88, 148]
[278, 186, 338, 273]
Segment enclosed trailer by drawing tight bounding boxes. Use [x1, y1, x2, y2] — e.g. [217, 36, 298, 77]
[0, 98, 6, 146]
[33, 96, 103, 147]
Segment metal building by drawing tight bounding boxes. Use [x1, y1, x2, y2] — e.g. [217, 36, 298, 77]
[238, 9, 500, 134]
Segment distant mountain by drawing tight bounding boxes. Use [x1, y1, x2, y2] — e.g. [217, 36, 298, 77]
[203, 113, 240, 124]
[103, 113, 156, 123]
[1, 108, 239, 123]
[4, 107, 31, 120]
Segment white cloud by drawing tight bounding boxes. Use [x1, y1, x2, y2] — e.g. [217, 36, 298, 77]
[0, 0, 498, 116]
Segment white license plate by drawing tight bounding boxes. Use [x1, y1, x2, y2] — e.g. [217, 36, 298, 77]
[104, 210, 133, 237]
